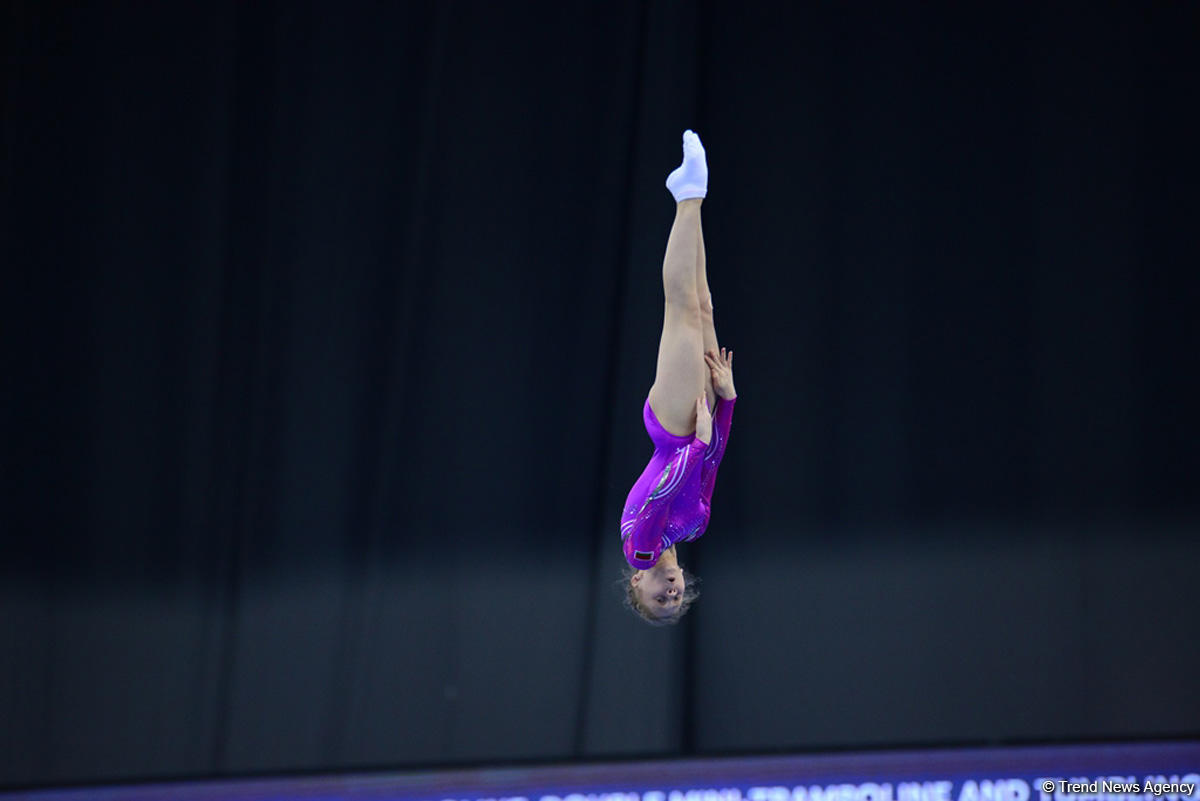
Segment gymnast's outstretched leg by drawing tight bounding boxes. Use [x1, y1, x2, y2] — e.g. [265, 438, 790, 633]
[647, 131, 709, 436]
[696, 207, 722, 411]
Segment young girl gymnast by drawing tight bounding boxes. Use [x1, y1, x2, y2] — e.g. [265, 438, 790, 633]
[620, 130, 737, 625]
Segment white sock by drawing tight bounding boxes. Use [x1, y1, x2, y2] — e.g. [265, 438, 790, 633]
[665, 129, 707, 201]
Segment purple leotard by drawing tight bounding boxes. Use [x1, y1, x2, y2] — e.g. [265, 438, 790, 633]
[620, 396, 736, 569]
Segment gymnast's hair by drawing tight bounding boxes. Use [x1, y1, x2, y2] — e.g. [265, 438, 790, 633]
[618, 550, 701, 626]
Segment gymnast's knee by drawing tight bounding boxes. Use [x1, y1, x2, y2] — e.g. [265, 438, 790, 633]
[663, 291, 703, 324]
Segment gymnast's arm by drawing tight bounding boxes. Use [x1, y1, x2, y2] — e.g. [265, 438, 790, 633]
[699, 395, 735, 505]
[699, 347, 737, 504]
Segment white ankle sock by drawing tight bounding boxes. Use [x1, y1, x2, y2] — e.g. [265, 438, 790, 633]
[665, 129, 708, 201]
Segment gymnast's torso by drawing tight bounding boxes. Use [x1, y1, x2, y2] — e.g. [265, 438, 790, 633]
[620, 395, 735, 570]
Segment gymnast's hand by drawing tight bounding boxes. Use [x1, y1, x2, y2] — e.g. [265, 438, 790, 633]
[705, 347, 736, 400]
[694, 396, 713, 445]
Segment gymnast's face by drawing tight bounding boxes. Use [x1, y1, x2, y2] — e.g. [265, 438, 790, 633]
[631, 557, 685, 618]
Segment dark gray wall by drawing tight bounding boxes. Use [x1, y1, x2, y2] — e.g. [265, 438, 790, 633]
[3, 0, 1198, 789]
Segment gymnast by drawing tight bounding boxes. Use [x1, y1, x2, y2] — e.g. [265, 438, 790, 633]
[620, 130, 737, 625]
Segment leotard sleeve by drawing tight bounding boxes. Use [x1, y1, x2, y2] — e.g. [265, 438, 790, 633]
[622, 437, 708, 569]
[699, 396, 735, 507]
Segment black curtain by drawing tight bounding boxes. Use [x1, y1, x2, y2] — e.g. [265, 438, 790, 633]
[3, 0, 1198, 788]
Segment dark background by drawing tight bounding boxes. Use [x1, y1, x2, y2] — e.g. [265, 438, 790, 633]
[3, 0, 1199, 789]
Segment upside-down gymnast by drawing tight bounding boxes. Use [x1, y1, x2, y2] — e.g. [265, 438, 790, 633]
[620, 130, 737, 625]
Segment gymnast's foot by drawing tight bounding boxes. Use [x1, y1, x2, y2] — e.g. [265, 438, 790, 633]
[666, 129, 707, 202]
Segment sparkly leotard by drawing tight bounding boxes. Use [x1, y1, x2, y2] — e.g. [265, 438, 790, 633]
[620, 396, 736, 569]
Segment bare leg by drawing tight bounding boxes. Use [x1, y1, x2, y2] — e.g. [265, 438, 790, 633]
[696, 212, 719, 411]
[648, 199, 706, 436]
